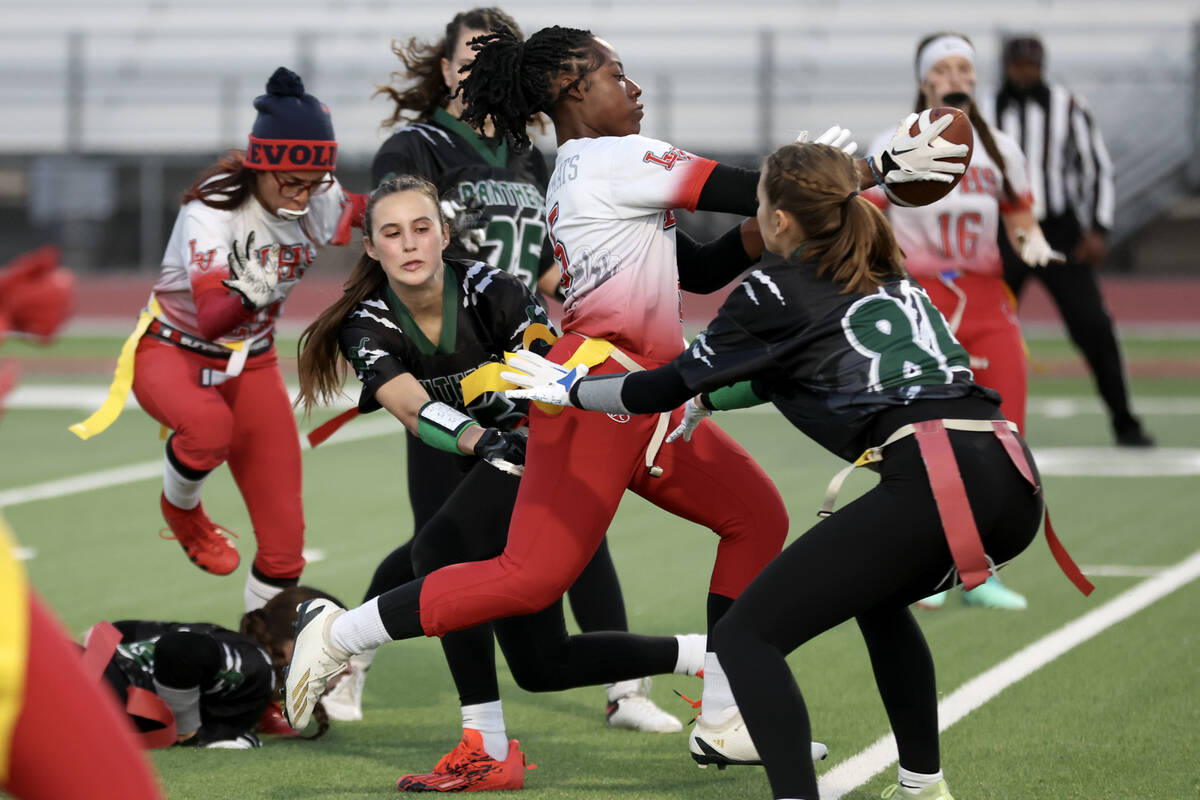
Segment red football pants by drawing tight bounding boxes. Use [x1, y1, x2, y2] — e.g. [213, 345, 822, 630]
[4, 593, 161, 800]
[918, 275, 1027, 432]
[419, 336, 789, 637]
[132, 338, 305, 579]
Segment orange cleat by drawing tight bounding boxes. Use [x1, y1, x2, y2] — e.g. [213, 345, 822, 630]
[159, 493, 240, 575]
[397, 728, 531, 792]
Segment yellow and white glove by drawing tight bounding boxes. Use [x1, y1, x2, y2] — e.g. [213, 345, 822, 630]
[1016, 228, 1067, 267]
[501, 350, 589, 406]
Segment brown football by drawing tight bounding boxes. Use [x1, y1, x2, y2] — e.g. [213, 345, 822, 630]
[885, 106, 973, 207]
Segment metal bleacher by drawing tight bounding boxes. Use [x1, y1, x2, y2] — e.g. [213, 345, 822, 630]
[0, 0, 1197, 254]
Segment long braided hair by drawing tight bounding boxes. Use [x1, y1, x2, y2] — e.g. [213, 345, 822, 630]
[763, 143, 905, 294]
[914, 31, 1019, 206]
[458, 25, 600, 152]
[295, 174, 444, 414]
[375, 7, 524, 127]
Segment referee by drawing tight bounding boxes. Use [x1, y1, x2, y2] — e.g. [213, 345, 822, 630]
[991, 35, 1153, 447]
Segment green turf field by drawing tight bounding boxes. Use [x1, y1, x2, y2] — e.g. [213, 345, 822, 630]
[2, 334, 1198, 800]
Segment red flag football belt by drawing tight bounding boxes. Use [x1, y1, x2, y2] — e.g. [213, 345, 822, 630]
[820, 418, 1094, 596]
[147, 318, 273, 359]
[82, 621, 178, 749]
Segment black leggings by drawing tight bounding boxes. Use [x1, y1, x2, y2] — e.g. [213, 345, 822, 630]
[375, 454, 674, 706]
[713, 420, 1042, 799]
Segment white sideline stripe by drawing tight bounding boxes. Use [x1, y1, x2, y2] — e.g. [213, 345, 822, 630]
[302, 548, 326, 564]
[1081, 564, 1167, 578]
[6, 386, 1200, 417]
[14, 546, 36, 561]
[818, 549, 1200, 800]
[0, 416, 401, 509]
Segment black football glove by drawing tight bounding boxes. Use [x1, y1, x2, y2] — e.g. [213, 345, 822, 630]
[473, 428, 526, 476]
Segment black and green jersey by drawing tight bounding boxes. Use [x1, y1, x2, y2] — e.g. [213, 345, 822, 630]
[107, 620, 274, 727]
[674, 252, 993, 461]
[339, 258, 554, 430]
[371, 109, 555, 292]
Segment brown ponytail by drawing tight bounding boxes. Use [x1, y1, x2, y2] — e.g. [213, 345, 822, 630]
[762, 143, 905, 294]
[913, 31, 1019, 206]
[181, 149, 256, 210]
[295, 174, 445, 414]
[374, 7, 524, 128]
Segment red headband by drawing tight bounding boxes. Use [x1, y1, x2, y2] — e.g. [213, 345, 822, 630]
[245, 135, 338, 171]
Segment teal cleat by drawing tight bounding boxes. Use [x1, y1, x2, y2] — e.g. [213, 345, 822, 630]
[962, 575, 1027, 610]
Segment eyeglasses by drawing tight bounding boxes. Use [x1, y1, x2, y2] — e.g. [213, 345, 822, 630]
[271, 172, 335, 199]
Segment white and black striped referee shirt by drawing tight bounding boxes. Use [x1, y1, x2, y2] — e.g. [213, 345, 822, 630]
[985, 83, 1114, 232]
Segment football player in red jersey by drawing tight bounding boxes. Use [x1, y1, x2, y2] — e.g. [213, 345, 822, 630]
[341, 8, 681, 736]
[70, 67, 365, 613]
[866, 32, 1063, 610]
[285, 24, 966, 779]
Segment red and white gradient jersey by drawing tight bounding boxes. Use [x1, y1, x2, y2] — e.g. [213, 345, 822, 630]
[546, 135, 716, 360]
[152, 178, 347, 343]
[866, 123, 1032, 279]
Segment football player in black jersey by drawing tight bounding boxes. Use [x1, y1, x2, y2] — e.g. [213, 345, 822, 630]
[350, 7, 680, 737]
[99, 586, 339, 749]
[503, 141, 1089, 800]
[294, 175, 705, 791]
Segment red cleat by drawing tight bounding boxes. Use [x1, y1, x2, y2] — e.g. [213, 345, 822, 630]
[397, 728, 531, 792]
[255, 702, 300, 736]
[159, 493, 240, 575]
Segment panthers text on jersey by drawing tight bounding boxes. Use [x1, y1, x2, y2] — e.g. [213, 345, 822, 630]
[372, 108, 555, 292]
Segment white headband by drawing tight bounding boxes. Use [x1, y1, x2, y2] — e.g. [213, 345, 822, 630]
[917, 35, 975, 82]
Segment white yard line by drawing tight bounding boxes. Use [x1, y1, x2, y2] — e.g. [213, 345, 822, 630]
[818, 549, 1200, 799]
[0, 416, 401, 508]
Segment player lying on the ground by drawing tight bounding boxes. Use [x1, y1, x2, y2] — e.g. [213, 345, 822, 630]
[94, 586, 342, 749]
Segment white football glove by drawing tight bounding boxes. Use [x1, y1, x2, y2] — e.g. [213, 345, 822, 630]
[872, 110, 969, 185]
[1016, 228, 1067, 267]
[501, 350, 589, 407]
[223, 232, 288, 310]
[797, 125, 858, 156]
[665, 396, 711, 443]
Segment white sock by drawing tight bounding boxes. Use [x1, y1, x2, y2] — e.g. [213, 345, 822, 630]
[700, 652, 736, 723]
[162, 449, 207, 510]
[674, 634, 706, 675]
[462, 700, 507, 761]
[605, 678, 644, 703]
[898, 766, 944, 794]
[243, 572, 285, 612]
[329, 597, 391, 655]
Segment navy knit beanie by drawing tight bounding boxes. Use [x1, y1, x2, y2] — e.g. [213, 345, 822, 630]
[245, 67, 337, 172]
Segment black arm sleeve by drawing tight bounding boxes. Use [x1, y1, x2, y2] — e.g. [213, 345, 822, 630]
[677, 225, 754, 294]
[695, 163, 760, 216]
[152, 631, 223, 689]
[621, 364, 694, 414]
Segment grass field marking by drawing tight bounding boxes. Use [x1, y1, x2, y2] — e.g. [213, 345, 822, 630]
[9, 386, 1200, 418]
[0, 416, 401, 509]
[817, 549, 1200, 800]
[1080, 565, 1168, 577]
